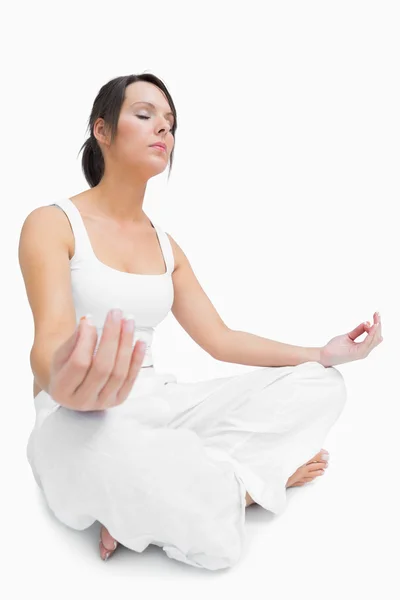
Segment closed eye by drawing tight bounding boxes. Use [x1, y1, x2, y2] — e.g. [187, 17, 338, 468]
[137, 115, 174, 132]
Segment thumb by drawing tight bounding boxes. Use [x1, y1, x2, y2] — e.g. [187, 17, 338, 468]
[348, 321, 370, 342]
[52, 318, 86, 369]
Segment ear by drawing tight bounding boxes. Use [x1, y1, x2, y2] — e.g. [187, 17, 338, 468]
[93, 117, 111, 147]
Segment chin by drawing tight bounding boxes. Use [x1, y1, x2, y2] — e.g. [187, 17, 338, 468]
[138, 163, 168, 180]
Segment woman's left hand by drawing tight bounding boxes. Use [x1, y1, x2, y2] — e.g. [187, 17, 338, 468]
[319, 311, 383, 367]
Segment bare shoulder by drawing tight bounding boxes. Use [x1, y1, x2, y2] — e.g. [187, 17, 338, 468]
[19, 204, 74, 259]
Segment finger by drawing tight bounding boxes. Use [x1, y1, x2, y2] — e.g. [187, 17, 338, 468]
[374, 320, 383, 345]
[370, 311, 383, 345]
[371, 311, 382, 329]
[52, 323, 81, 369]
[77, 309, 124, 400]
[115, 341, 147, 405]
[348, 322, 368, 341]
[376, 311, 383, 338]
[364, 311, 380, 332]
[363, 323, 380, 355]
[96, 315, 137, 406]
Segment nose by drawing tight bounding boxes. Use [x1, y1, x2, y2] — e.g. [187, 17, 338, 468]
[155, 116, 173, 136]
[157, 124, 171, 136]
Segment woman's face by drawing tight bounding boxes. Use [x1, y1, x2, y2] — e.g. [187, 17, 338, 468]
[97, 80, 175, 180]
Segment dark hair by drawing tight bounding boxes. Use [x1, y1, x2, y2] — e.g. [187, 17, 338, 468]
[77, 73, 177, 187]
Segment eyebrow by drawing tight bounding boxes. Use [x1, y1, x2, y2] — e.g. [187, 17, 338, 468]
[130, 101, 174, 120]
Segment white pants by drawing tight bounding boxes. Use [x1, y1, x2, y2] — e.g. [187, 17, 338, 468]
[27, 361, 347, 570]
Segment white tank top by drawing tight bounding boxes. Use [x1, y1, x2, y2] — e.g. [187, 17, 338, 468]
[50, 198, 175, 369]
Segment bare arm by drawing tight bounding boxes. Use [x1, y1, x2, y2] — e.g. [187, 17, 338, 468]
[211, 329, 322, 367]
[19, 206, 78, 396]
[168, 234, 228, 358]
[167, 233, 321, 367]
[30, 332, 73, 396]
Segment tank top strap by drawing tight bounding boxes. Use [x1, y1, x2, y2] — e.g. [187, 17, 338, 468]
[151, 224, 175, 275]
[51, 198, 175, 274]
[49, 198, 95, 263]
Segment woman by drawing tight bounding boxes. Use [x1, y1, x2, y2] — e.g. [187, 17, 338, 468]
[19, 73, 383, 570]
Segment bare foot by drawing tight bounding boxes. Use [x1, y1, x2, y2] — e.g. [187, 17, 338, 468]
[286, 448, 330, 488]
[99, 525, 118, 561]
[245, 448, 330, 506]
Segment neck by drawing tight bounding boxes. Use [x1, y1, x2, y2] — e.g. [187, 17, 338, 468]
[92, 170, 148, 224]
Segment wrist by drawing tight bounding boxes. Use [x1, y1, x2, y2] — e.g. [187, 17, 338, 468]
[308, 346, 324, 365]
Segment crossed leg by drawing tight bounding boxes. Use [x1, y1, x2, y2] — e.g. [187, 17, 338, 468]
[99, 447, 330, 559]
[244, 448, 330, 507]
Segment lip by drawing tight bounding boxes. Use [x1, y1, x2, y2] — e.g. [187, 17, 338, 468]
[150, 143, 167, 151]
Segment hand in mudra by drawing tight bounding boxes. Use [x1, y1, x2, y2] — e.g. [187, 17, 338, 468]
[320, 311, 383, 368]
[49, 309, 146, 411]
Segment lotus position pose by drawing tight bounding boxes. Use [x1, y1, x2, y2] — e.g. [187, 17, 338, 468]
[20, 73, 383, 570]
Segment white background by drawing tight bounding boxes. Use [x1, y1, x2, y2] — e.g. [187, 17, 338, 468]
[1, 0, 398, 598]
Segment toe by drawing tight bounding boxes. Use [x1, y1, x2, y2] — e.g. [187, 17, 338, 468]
[99, 526, 118, 560]
[101, 526, 117, 551]
[99, 540, 110, 561]
[307, 461, 328, 472]
[302, 468, 325, 483]
[307, 448, 329, 465]
[314, 469, 325, 477]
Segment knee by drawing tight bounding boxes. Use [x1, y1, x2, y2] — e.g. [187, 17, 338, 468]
[322, 365, 347, 413]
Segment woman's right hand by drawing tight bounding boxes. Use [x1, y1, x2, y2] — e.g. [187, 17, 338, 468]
[48, 309, 146, 411]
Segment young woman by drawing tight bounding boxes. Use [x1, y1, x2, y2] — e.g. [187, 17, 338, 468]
[19, 73, 383, 570]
